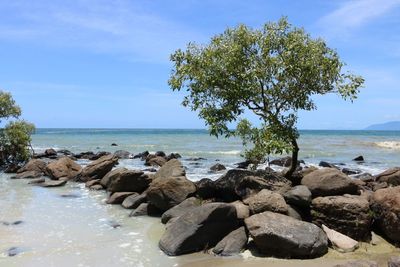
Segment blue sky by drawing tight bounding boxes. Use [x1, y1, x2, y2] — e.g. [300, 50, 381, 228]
[0, 0, 399, 129]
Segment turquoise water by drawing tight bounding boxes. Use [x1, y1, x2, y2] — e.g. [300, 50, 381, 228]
[31, 128, 400, 177]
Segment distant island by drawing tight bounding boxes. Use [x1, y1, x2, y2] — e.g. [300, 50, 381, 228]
[365, 121, 400, 130]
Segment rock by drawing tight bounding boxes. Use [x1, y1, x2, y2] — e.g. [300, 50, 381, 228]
[142, 168, 157, 172]
[111, 143, 118, 146]
[322, 224, 359, 252]
[12, 170, 43, 179]
[354, 173, 375, 182]
[230, 200, 250, 219]
[214, 169, 292, 202]
[58, 149, 73, 156]
[89, 184, 103, 190]
[129, 203, 161, 217]
[270, 156, 305, 167]
[27, 178, 45, 184]
[159, 203, 238, 256]
[133, 151, 149, 160]
[319, 161, 338, 169]
[4, 163, 20, 173]
[161, 197, 202, 224]
[212, 227, 248, 256]
[45, 148, 57, 157]
[146, 156, 167, 167]
[287, 205, 304, 221]
[106, 192, 135, 204]
[342, 168, 361, 175]
[147, 175, 196, 211]
[245, 211, 328, 258]
[17, 159, 46, 174]
[38, 180, 67, 187]
[45, 157, 82, 180]
[375, 167, 400, 186]
[235, 160, 251, 169]
[370, 186, 400, 242]
[100, 168, 151, 193]
[166, 153, 181, 161]
[301, 168, 358, 197]
[155, 151, 166, 157]
[210, 163, 226, 172]
[153, 159, 186, 180]
[333, 261, 378, 267]
[78, 155, 118, 182]
[311, 195, 372, 241]
[73, 151, 95, 159]
[244, 189, 288, 215]
[6, 247, 25, 257]
[114, 150, 131, 159]
[187, 157, 206, 161]
[300, 166, 318, 176]
[88, 151, 111, 161]
[388, 256, 400, 267]
[121, 192, 147, 209]
[195, 178, 217, 199]
[353, 156, 364, 162]
[85, 179, 100, 188]
[283, 185, 312, 208]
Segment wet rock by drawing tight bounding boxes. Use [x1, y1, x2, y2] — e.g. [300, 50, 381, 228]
[301, 168, 358, 197]
[159, 203, 238, 256]
[89, 151, 111, 161]
[73, 151, 95, 159]
[58, 149, 73, 156]
[214, 169, 292, 202]
[100, 168, 151, 193]
[333, 260, 378, 267]
[17, 159, 46, 174]
[212, 226, 248, 256]
[114, 150, 131, 159]
[59, 193, 80, 198]
[283, 185, 312, 209]
[107, 220, 121, 228]
[45, 157, 82, 180]
[121, 192, 147, 209]
[245, 211, 328, 258]
[311, 195, 372, 241]
[4, 163, 20, 173]
[129, 203, 161, 217]
[371, 186, 400, 242]
[27, 178, 45, 184]
[146, 156, 167, 167]
[243, 189, 288, 215]
[38, 179, 67, 187]
[152, 159, 186, 180]
[319, 161, 338, 169]
[341, 168, 361, 175]
[85, 179, 100, 188]
[6, 247, 25, 257]
[388, 256, 400, 267]
[322, 224, 359, 252]
[161, 197, 202, 224]
[187, 157, 206, 161]
[235, 160, 251, 169]
[210, 163, 226, 172]
[142, 168, 157, 172]
[106, 192, 135, 204]
[12, 170, 43, 179]
[270, 156, 305, 167]
[353, 156, 365, 162]
[375, 167, 400, 186]
[78, 154, 119, 182]
[147, 175, 196, 211]
[89, 184, 104, 190]
[195, 178, 217, 199]
[155, 151, 166, 157]
[166, 153, 181, 161]
[354, 173, 375, 182]
[133, 151, 149, 160]
[111, 143, 118, 146]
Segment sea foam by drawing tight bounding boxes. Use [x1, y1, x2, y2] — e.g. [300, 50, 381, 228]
[374, 141, 400, 149]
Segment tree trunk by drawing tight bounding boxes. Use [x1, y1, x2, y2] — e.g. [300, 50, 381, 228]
[285, 138, 299, 179]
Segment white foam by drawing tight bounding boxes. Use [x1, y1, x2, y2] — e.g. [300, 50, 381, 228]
[374, 141, 400, 150]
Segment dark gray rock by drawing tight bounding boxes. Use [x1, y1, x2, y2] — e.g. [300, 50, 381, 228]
[375, 167, 400, 186]
[244, 189, 288, 215]
[159, 203, 238, 256]
[38, 180, 67, 187]
[78, 154, 119, 182]
[121, 193, 147, 209]
[161, 197, 202, 224]
[195, 178, 217, 199]
[114, 150, 131, 159]
[353, 156, 365, 162]
[100, 168, 151, 193]
[210, 163, 226, 172]
[284, 185, 312, 208]
[212, 226, 248, 256]
[245, 211, 328, 258]
[106, 192, 135, 204]
[129, 203, 161, 217]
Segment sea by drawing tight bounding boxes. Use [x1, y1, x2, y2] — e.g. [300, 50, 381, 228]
[1, 129, 400, 267]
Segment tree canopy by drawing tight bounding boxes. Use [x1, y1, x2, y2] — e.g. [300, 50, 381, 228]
[169, 17, 364, 178]
[0, 90, 35, 166]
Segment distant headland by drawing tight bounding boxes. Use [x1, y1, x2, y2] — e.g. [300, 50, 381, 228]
[365, 121, 400, 131]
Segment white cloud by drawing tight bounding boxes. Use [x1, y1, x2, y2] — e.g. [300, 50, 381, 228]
[319, 0, 400, 36]
[0, 0, 204, 63]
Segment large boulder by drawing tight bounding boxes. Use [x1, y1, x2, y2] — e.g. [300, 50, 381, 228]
[245, 211, 328, 258]
[100, 168, 151, 193]
[12, 170, 43, 179]
[161, 197, 202, 224]
[147, 176, 196, 211]
[45, 157, 82, 180]
[301, 168, 357, 197]
[375, 167, 400, 186]
[152, 159, 185, 180]
[159, 203, 238, 256]
[243, 189, 288, 215]
[212, 226, 248, 256]
[114, 150, 131, 159]
[370, 186, 400, 242]
[195, 178, 217, 199]
[106, 192, 135, 204]
[322, 224, 359, 253]
[214, 169, 292, 202]
[283, 185, 312, 208]
[121, 193, 147, 209]
[311, 195, 372, 241]
[145, 156, 167, 167]
[210, 163, 226, 172]
[17, 159, 46, 174]
[78, 155, 118, 182]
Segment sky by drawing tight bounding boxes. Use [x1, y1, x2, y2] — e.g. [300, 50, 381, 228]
[0, 0, 399, 129]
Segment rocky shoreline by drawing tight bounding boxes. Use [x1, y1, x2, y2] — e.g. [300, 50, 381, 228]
[3, 148, 400, 266]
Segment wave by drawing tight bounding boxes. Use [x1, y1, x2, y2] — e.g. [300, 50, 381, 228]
[374, 141, 400, 150]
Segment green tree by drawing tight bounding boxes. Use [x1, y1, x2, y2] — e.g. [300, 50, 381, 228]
[0, 91, 35, 166]
[169, 17, 364, 179]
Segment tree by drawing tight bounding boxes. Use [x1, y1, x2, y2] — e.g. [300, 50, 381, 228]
[0, 91, 35, 166]
[169, 17, 364, 179]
